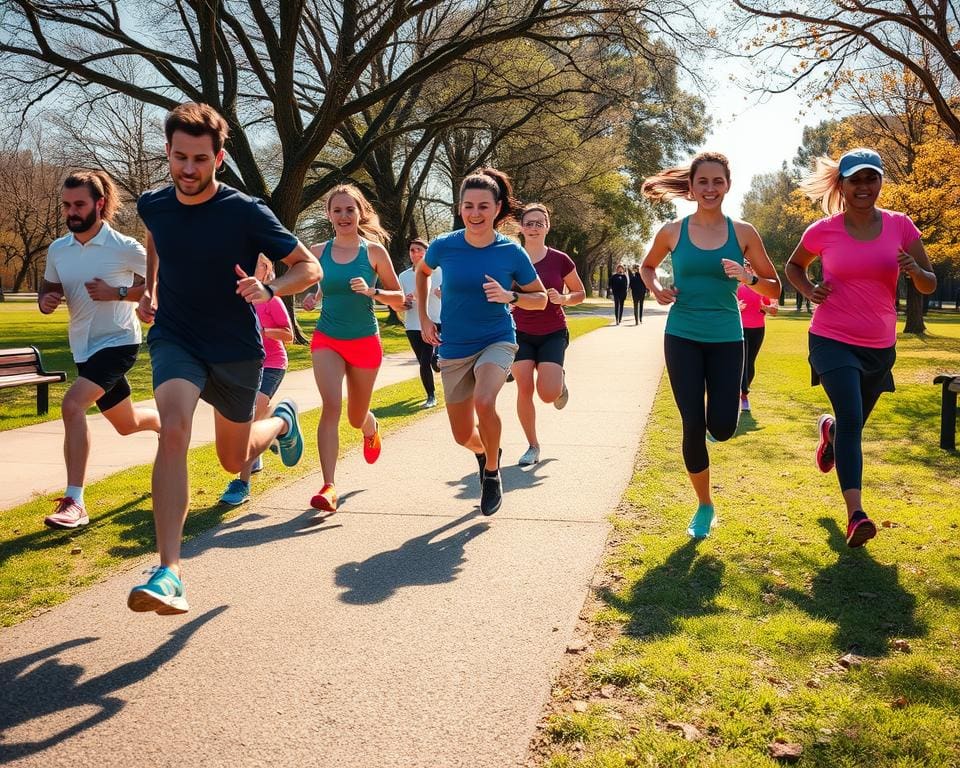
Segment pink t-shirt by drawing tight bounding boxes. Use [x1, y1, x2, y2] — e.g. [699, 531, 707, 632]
[256, 296, 291, 369]
[512, 247, 576, 335]
[738, 283, 774, 329]
[801, 210, 921, 348]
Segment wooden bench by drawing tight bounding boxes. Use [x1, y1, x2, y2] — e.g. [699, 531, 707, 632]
[0, 346, 67, 415]
[934, 373, 960, 450]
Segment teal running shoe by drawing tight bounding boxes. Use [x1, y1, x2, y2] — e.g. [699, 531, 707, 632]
[220, 478, 250, 505]
[687, 503, 718, 539]
[273, 399, 303, 467]
[127, 565, 189, 615]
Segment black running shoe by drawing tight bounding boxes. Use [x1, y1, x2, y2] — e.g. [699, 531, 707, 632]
[480, 471, 503, 516]
[476, 448, 502, 483]
[431, 352, 441, 373]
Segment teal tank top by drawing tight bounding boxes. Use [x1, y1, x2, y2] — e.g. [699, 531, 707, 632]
[665, 217, 745, 343]
[314, 240, 379, 340]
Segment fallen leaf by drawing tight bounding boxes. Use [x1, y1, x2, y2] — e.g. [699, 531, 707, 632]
[768, 742, 803, 761]
[892, 639, 912, 653]
[666, 722, 703, 741]
[600, 684, 617, 699]
[838, 653, 864, 670]
[572, 700, 588, 713]
[881, 520, 899, 528]
[805, 679, 822, 689]
[891, 696, 909, 709]
[70, 547, 82, 555]
[566, 639, 588, 654]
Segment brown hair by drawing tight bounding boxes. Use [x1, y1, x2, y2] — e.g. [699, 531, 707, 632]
[520, 203, 550, 224]
[408, 237, 428, 250]
[799, 155, 845, 215]
[641, 151, 731, 202]
[325, 184, 391, 246]
[164, 102, 229, 154]
[63, 169, 122, 222]
[459, 166, 521, 229]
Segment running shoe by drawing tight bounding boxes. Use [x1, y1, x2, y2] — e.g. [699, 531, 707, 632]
[220, 479, 250, 506]
[310, 482, 338, 513]
[706, 431, 718, 443]
[44, 496, 89, 529]
[423, 395, 437, 409]
[816, 414, 836, 473]
[740, 396, 750, 412]
[518, 445, 540, 466]
[251, 455, 264, 473]
[476, 447, 502, 483]
[554, 380, 569, 410]
[273, 399, 304, 467]
[846, 511, 877, 548]
[363, 418, 382, 464]
[127, 565, 189, 615]
[506, 372, 515, 383]
[431, 353, 441, 373]
[686, 503, 718, 539]
[480, 471, 503, 516]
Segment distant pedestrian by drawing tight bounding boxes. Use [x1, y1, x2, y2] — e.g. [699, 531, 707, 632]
[38, 170, 160, 530]
[786, 147, 937, 548]
[416, 167, 547, 515]
[608, 264, 628, 325]
[737, 263, 778, 412]
[629, 264, 647, 324]
[398, 238, 442, 409]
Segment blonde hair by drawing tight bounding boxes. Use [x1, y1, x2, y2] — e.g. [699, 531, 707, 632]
[63, 169, 122, 222]
[325, 184, 391, 246]
[799, 156, 845, 215]
[641, 152, 730, 202]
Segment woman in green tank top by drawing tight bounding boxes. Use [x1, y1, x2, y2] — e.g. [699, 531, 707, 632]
[301, 184, 405, 514]
[639, 152, 781, 539]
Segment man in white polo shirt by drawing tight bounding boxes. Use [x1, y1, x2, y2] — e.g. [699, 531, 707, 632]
[38, 170, 161, 529]
[398, 237, 442, 408]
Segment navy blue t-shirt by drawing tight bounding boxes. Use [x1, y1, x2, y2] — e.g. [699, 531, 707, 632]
[138, 184, 298, 362]
[425, 230, 538, 359]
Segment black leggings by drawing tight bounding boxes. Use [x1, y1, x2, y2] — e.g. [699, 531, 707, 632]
[741, 326, 766, 394]
[406, 330, 437, 398]
[818, 366, 887, 492]
[632, 293, 645, 323]
[664, 334, 743, 474]
[613, 294, 627, 323]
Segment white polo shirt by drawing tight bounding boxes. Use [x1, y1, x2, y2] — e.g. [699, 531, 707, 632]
[43, 222, 147, 362]
[398, 266, 442, 331]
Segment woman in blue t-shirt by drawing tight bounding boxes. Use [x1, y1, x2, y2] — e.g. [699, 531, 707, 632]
[415, 167, 547, 516]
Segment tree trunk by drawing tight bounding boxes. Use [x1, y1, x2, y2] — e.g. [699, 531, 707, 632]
[903, 279, 925, 335]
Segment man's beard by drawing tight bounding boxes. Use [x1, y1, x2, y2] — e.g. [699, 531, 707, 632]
[66, 210, 97, 233]
[174, 173, 213, 198]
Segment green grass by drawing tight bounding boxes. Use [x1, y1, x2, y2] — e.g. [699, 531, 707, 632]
[538, 314, 960, 768]
[0, 315, 606, 626]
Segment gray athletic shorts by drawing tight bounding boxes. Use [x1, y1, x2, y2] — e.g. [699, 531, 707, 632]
[439, 341, 518, 404]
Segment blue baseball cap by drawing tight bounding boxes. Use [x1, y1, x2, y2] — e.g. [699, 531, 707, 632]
[838, 148, 883, 178]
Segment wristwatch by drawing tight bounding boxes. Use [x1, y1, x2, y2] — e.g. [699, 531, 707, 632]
[118, 286, 128, 299]
[263, 283, 276, 300]
[509, 291, 519, 304]
[374, 288, 380, 297]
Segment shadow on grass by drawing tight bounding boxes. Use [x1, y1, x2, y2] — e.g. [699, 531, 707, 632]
[334, 511, 489, 605]
[598, 539, 724, 638]
[735, 411, 763, 436]
[0, 606, 226, 761]
[781, 517, 926, 656]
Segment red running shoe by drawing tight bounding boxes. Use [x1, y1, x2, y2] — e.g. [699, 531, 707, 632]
[816, 414, 836, 473]
[363, 418, 381, 464]
[310, 483, 338, 513]
[846, 511, 877, 548]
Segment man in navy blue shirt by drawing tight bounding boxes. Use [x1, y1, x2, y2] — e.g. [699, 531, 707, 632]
[128, 102, 322, 616]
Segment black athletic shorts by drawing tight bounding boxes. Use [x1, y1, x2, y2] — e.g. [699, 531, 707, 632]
[75, 343, 139, 412]
[515, 328, 569, 366]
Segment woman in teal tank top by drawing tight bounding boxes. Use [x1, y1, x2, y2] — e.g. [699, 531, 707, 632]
[640, 152, 781, 538]
[301, 184, 405, 514]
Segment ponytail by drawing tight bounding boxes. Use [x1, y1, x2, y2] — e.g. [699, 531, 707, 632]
[641, 151, 731, 203]
[798, 156, 845, 215]
[459, 166, 521, 230]
[63, 169, 122, 222]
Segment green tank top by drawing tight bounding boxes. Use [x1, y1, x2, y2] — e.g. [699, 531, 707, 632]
[665, 216, 745, 343]
[314, 239, 379, 340]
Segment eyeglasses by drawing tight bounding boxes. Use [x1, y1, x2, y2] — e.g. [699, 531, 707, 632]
[522, 220, 547, 228]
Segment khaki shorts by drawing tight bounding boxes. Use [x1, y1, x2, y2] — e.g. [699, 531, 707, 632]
[440, 341, 518, 404]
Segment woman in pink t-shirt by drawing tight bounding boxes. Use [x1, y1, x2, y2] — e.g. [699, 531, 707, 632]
[511, 203, 586, 467]
[786, 148, 937, 548]
[220, 255, 294, 505]
[737, 266, 778, 412]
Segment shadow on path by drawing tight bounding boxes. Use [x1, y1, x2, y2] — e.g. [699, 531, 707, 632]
[598, 539, 724, 638]
[0, 606, 226, 761]
[780, 518, 926, 656]
[447, 458, 556, 503]
[334, 512, 489, 605]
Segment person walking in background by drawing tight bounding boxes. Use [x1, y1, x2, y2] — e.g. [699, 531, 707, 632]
[302, 184, 406, 515]
[219, 254, 293, 505]
[131, 102, 320, 615]
[398, 237, 442, 409]
[737, 264, 778, 412]
[608, 264, 629, 325]
[38, 170, 160, 529]
[629, 264, 647, 325]
[786, 147, 936, 548]
[640, 151, 781, 539]
[416, 167, 546, 515]
[511, 203, 586, 466]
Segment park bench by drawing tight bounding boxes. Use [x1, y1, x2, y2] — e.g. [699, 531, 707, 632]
[0, 346, 67, 415]
[933, 373, 960, 450]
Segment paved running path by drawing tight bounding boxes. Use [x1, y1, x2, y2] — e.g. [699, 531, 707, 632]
[0, 308, 667, 768]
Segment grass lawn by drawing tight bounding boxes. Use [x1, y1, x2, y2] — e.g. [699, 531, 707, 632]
[535, 313, 960, 768]
[0, 315, 606, 627]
